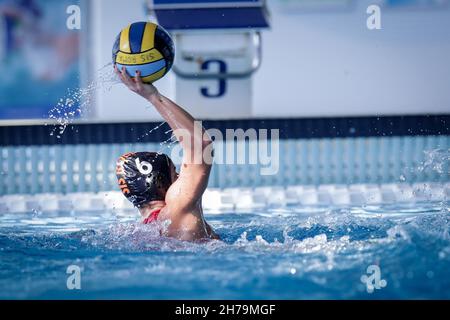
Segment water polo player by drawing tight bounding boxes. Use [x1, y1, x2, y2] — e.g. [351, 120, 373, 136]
[114, 66, 219, 241]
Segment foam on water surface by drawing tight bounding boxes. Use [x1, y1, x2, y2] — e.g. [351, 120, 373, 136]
[0, 201, 449, 299]
[5, 56, 449, 300]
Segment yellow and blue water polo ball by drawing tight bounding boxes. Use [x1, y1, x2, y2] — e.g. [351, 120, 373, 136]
[112, 22, 174, 83]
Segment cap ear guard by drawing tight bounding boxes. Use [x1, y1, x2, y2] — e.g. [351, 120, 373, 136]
[116, 152, 174, 207]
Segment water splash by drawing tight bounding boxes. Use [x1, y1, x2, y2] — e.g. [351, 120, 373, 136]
[417, 148, 450, 175]
[159, 132, 178, 150]
[46, 62, 182, 158]
[2, 205, 450, 299]
[135, 122, 178, 155]
[47, 63, 120, 138]
[399, 148, 449, 182]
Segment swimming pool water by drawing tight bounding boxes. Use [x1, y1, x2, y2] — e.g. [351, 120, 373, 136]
[0, 201, 449, 299]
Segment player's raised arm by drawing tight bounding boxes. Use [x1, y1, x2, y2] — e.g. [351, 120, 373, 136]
[115, 66, 213, 210]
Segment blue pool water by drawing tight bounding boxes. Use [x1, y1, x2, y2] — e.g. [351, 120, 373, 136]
[0, 201, 449, 299]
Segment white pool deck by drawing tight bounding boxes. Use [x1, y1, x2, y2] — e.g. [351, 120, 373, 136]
[0, 183, 449, 214]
